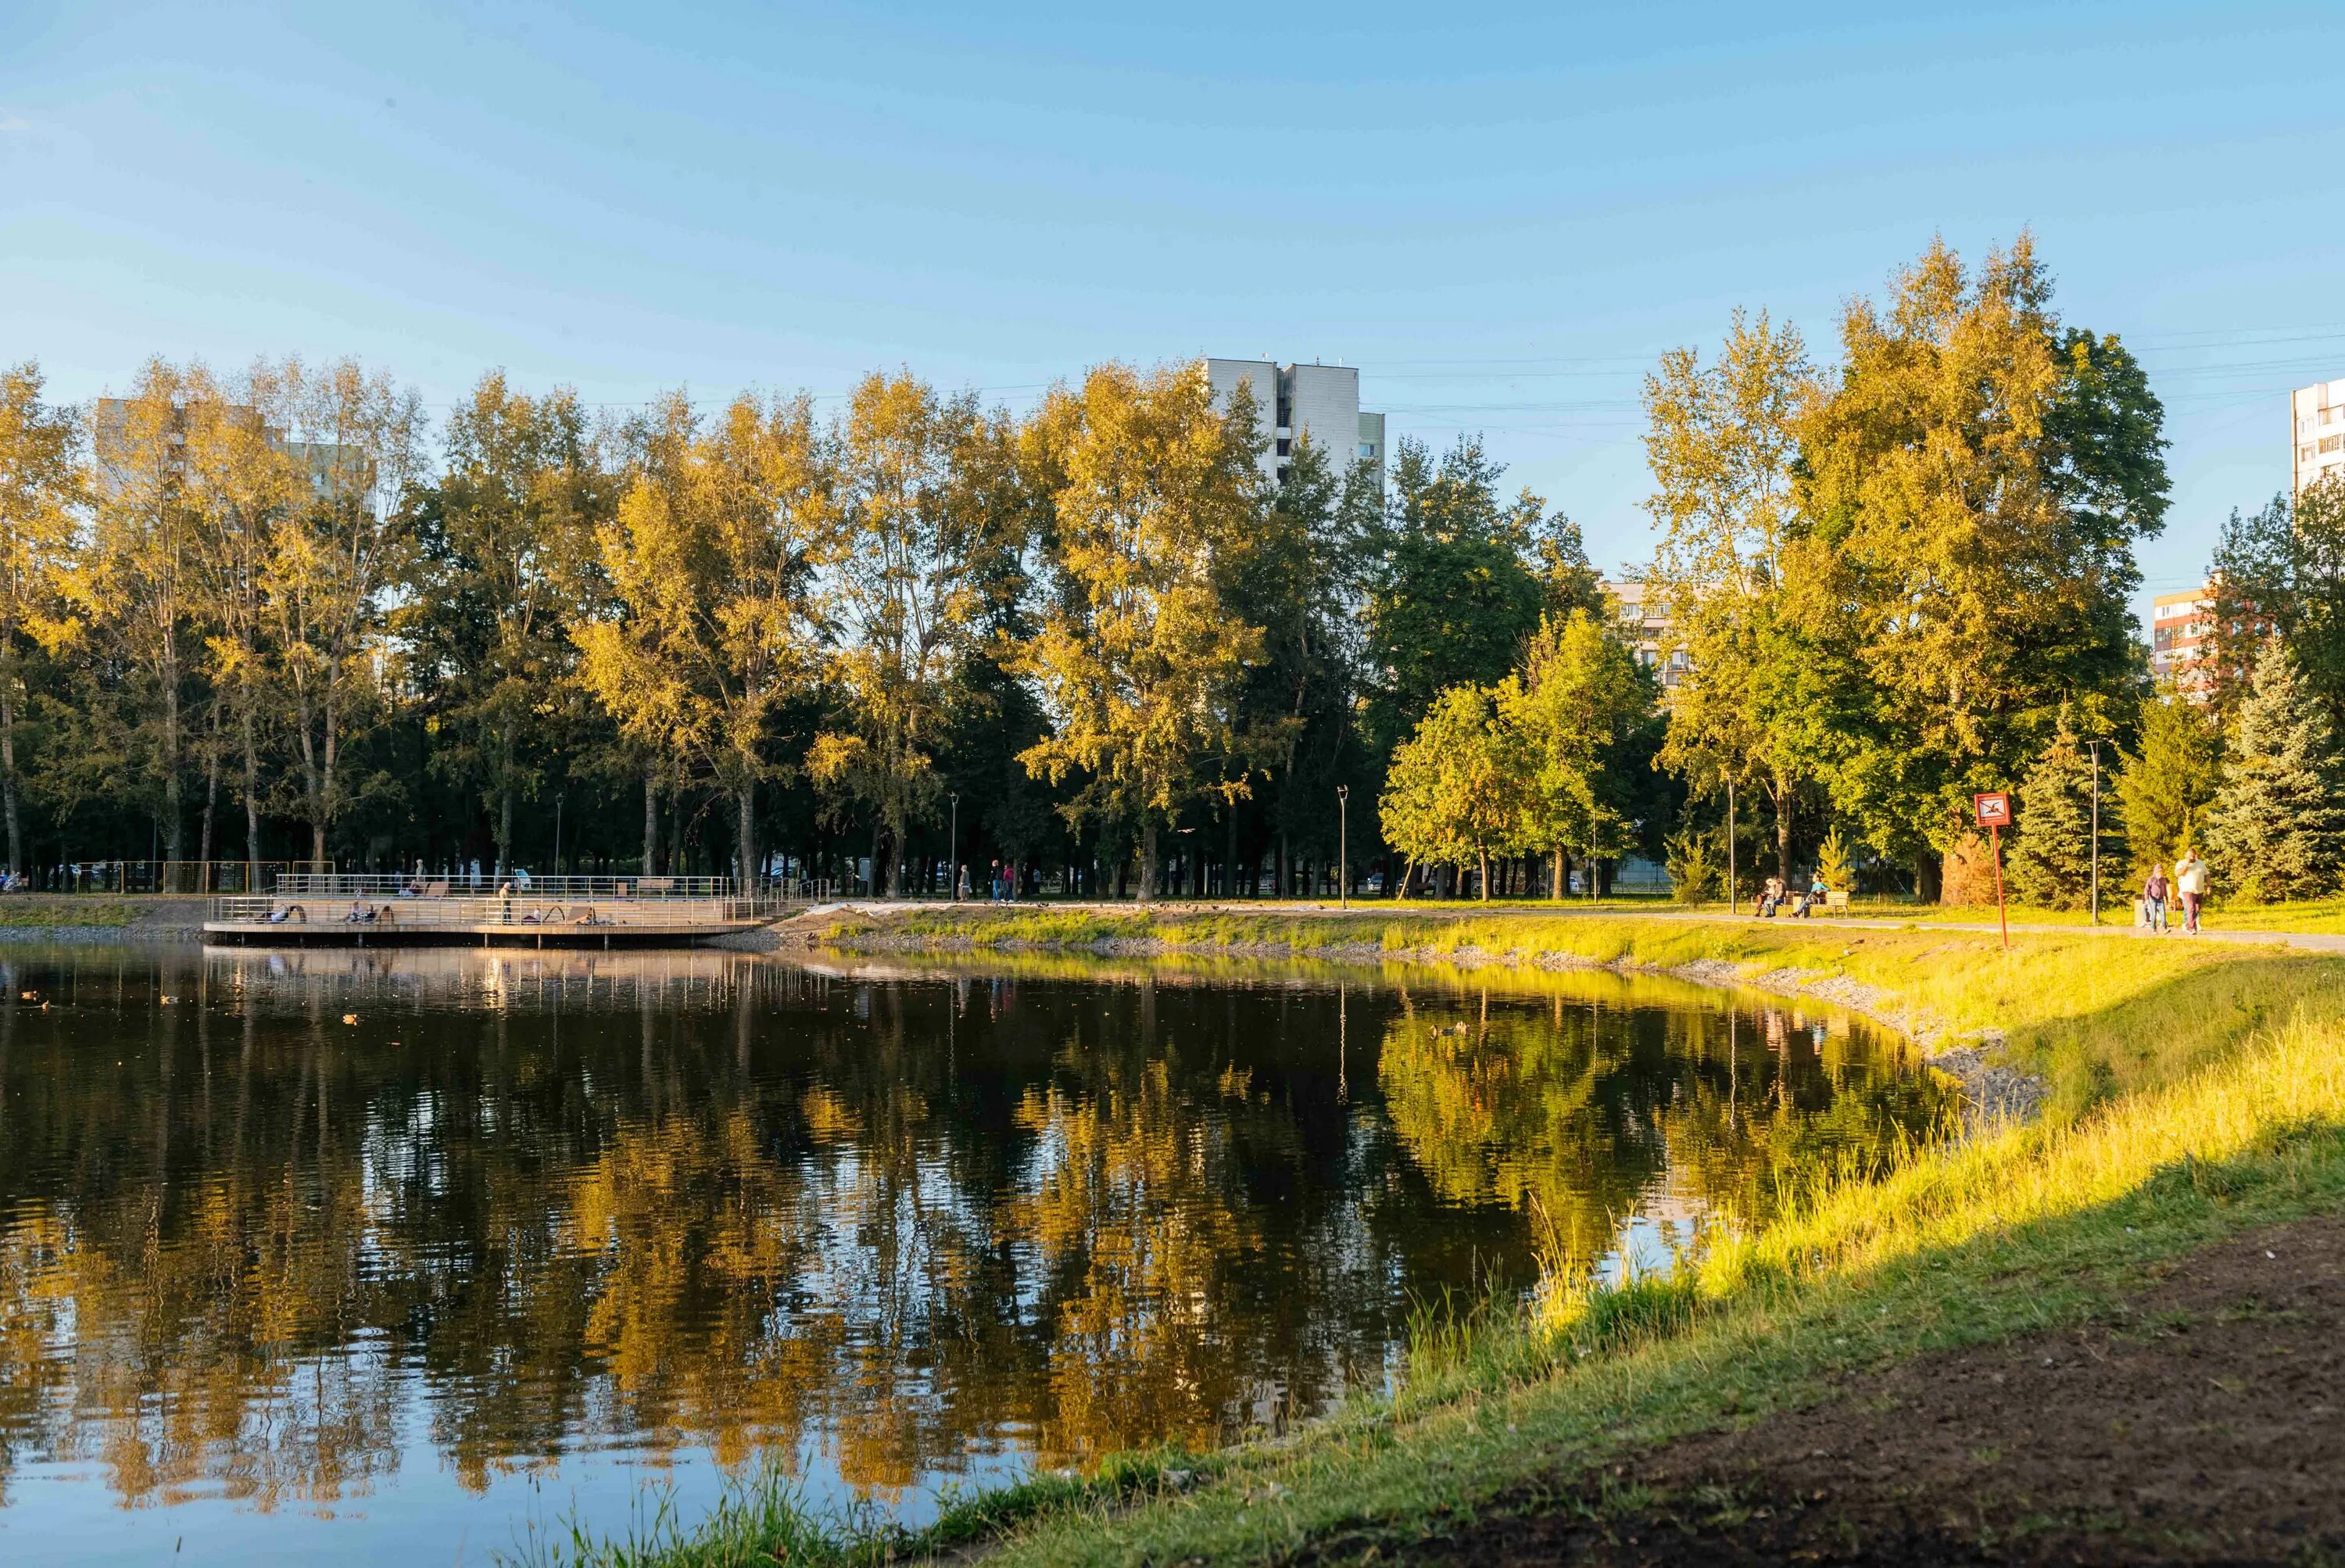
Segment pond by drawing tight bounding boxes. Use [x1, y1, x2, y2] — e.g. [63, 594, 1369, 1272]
[0, 943, 1951, 1565]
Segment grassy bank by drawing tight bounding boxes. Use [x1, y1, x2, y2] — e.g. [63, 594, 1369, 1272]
[526, 911, 2345, 1567]
[849, 904, 2321, 1117]
[0, 893, 188, 928]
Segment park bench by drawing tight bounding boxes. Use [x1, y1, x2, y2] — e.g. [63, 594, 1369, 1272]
[637, 876, 675, 894]
[1825, 890, 1851, 913]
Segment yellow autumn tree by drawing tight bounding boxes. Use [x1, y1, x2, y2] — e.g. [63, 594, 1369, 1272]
[815, 372, 1022, 893]
[267, 358, 428, 865]
[575, 390, 840, 886]
[76, 358, 201, 858]
[1014, 361, 1269, 900]
[0, 361, 84, 874]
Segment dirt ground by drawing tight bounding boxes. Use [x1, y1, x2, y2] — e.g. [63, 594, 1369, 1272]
[1386, 1214, 2345, 1566]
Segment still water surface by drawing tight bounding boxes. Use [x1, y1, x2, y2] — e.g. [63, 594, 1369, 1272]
[0, 944, 1949, 1564]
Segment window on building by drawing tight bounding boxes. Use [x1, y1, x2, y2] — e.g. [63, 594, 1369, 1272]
[1359, 442, 1376, 459]
[1276, 437, 1291, 457]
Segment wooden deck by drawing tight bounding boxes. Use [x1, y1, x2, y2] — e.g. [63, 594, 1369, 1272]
[202, 889, 785, 948]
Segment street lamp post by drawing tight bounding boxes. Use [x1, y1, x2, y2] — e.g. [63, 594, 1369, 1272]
[553, 793, 564, 879]
[948, 792, 959, 902]
[1336, 785, 1350, 909]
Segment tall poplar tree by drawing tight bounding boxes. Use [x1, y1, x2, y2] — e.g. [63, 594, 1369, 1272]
[815, 373, 1017, 893]
[181, 360, 296, 866]
[1642, 308, 1820, 886]
[1014, 361, 1270, 900]
[0, 362, 82, 875]
[575, 390, 838, 888]
[268, 358, 428, 865]
[80, 359, 200, 861]
[421, 373, 606, 875]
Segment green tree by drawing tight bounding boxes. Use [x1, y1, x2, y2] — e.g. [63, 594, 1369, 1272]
[267, 358, 428, 864]
[1013, 361, 1272, 900]
[1363, 436, 1547, 750]
[1499, 609, 1651, 900]
[2004, 716, 2098, 909]
[1223, 431, 1378, 893]
[575, 390, 839, 888]
[1377, 682, 1522, 900]
[179, 362, 291, 867]
[1795, 234, 2167, 886]
[2202, 638, 2345, 904]
[1642, 308, 1821, 888]
[0, 362, 83, 875]
[420, 373, 608, 875]
[2207, 477, 2345, 736]
[2115, 688, 2218, 879]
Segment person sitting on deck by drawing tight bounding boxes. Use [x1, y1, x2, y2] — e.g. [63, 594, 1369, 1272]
[345, 900, 376, 922]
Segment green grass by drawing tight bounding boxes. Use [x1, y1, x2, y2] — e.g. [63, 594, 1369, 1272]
[0, 894, 174, 927]
[523, 912, 2345, 1566]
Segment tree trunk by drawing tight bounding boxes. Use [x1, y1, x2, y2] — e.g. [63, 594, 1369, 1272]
[496, 783, 514, 879]
[643, 771, 660, 875]
[163, 665, 184, 862]
[1915, 850, 1942, 904]
[1774, 774, 1793, 889]
[315, 689, 338, 867]
[1477, 849, 1490, 903]
[242, 704, 261, 877]
[197, 743, 216, 872]
[1551, 846, 1564, 903]
[1139, 820, 1160, 902]
[738, 779, 757, 891]
[0, 683, 20, 878]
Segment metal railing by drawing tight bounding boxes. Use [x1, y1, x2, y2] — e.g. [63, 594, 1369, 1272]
[209, 891, 787, 929]
[273, 872, 743, 900]
[13, 860, 333, 895]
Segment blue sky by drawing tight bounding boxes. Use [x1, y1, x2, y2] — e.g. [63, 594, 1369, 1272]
[5, 0, 2341, 623]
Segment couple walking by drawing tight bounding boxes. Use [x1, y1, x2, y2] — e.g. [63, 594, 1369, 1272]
[2141, 851, 2209, 934]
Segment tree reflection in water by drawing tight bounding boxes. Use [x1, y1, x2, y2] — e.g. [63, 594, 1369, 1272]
[0, 946, 1949, 1520]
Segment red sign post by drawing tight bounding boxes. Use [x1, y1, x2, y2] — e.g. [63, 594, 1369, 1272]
[1974, 791, 2013, 950]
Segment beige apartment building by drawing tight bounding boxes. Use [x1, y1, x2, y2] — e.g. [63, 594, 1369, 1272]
[2293, 380, 2345, 493]
[1603, 578, 1687, 690]
[2150, 583, 2215, 700]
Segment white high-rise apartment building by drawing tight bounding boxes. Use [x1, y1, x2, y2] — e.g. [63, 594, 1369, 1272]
[2292, 380, 2345, 493]
[1205, 359, 1385, 491]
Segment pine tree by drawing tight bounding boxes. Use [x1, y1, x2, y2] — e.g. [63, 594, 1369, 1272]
[2115, 688, 2218, 879]
[2005, 718, 2098, 908]
[2203, 639, 2345, 904]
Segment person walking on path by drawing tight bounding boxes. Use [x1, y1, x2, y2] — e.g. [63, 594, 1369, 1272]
[2175, 851, 2210, 934]
[2142, 864, 2170, 933]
